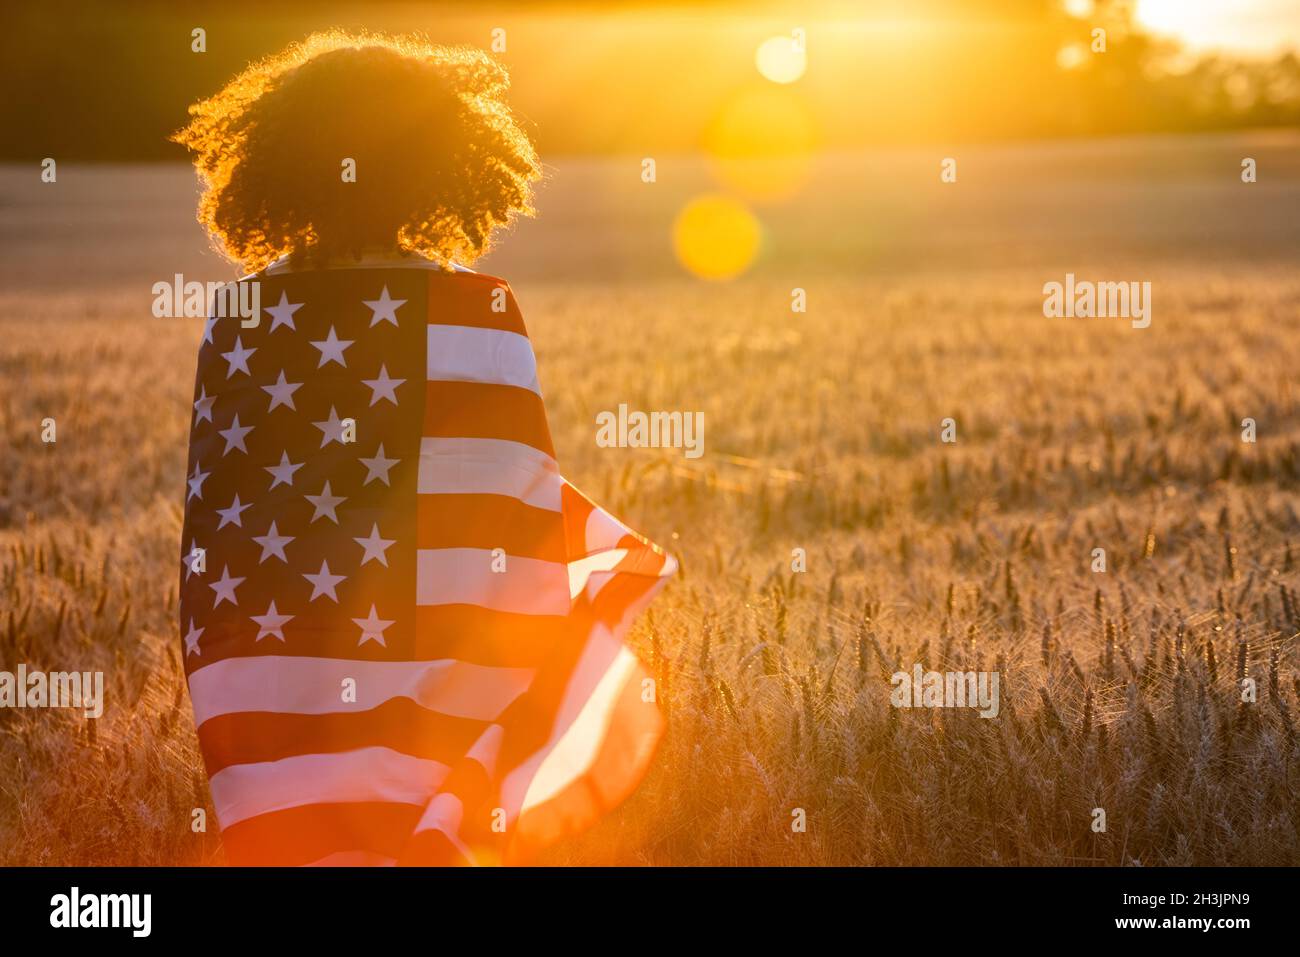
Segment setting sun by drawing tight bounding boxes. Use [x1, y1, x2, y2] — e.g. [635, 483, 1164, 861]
[1134, 0, 1300, 56]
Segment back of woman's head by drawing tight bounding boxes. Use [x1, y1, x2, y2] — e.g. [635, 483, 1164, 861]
[172, 31, 541, 272]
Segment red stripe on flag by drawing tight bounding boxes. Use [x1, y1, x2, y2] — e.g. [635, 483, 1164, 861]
[197, 699, 491, 776]
[416, 494, 567, 560]
[396, 828, 474, 867]
[411, 606, 571, 668]
[221, 801, 420, 866]
[427, 272, 526, 335]
[424, 380, 554, 457]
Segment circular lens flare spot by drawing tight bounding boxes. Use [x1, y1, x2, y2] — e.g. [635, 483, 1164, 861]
[755, 34, 807, 84]
[672, 195, 762, 281]
[1056, 43, 1087, 70]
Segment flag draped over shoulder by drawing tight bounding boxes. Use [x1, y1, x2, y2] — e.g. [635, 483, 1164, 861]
[179, 263, 674, 866]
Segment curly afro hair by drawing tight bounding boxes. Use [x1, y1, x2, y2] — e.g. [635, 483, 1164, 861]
[171, 31, 542, 273]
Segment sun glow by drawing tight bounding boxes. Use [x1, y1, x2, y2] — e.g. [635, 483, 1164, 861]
[1133, 0, 1300, 56]
[672, 195, 762, 281]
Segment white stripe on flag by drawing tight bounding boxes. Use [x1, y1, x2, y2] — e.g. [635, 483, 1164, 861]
[418, 436, 561, 511]
[567, 549, 629, 599]
[585, 505, 634, 551]
[411, 793, 475, 862]
[416, 548, 572, 615]
[210, 746, 450, 827]
[427, 324, 540, 394]
[501, 628, 638, 816]
[523, 646, 639, 814]
[188, 655, 533, 725]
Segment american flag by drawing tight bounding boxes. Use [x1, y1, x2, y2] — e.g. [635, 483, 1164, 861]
[179, 262, 675, 865]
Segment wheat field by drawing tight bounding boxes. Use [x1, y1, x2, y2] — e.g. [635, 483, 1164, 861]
[1, 134, 1299, 865]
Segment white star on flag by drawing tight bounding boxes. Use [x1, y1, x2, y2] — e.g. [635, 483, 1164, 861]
[251, 600, 294, 642]
[209, 565, 245, 607]
[251, 520, 294, 563]
[215, 493, 252, 530]
[221, 336, 257, 378]
[313, 406, 350, 447]
[201, 315, 218, 345]
[303, 559, 347, 602]
[310, 326, 353, 368]
[218, 413, 254, 455]
[363, 286, 406, 327]
[194, 384, 217, 424]
[359, 444, 399, 486]
[183, 618, 204, 657]
[265, 291, 303, 332]
[354, 523, 396, 567]
[352, 604, 395, 647]
[264, 451, 304, 489]
[362, 364, 405, 406]
[187, 462, 210, 501]
[261, 370, 303, 412]
[305, 480, 346, 523]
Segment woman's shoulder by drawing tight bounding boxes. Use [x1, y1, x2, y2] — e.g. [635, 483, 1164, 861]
[244, 255, 514, 298]
[251, 252, 479, 280]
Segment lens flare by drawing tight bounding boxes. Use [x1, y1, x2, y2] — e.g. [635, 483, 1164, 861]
[1056, 43, 1088, 70]
[755, 34, 807, 84]
[672, 194, 762, 281]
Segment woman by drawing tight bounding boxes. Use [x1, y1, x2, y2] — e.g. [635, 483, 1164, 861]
[172, 31, 674, 866]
